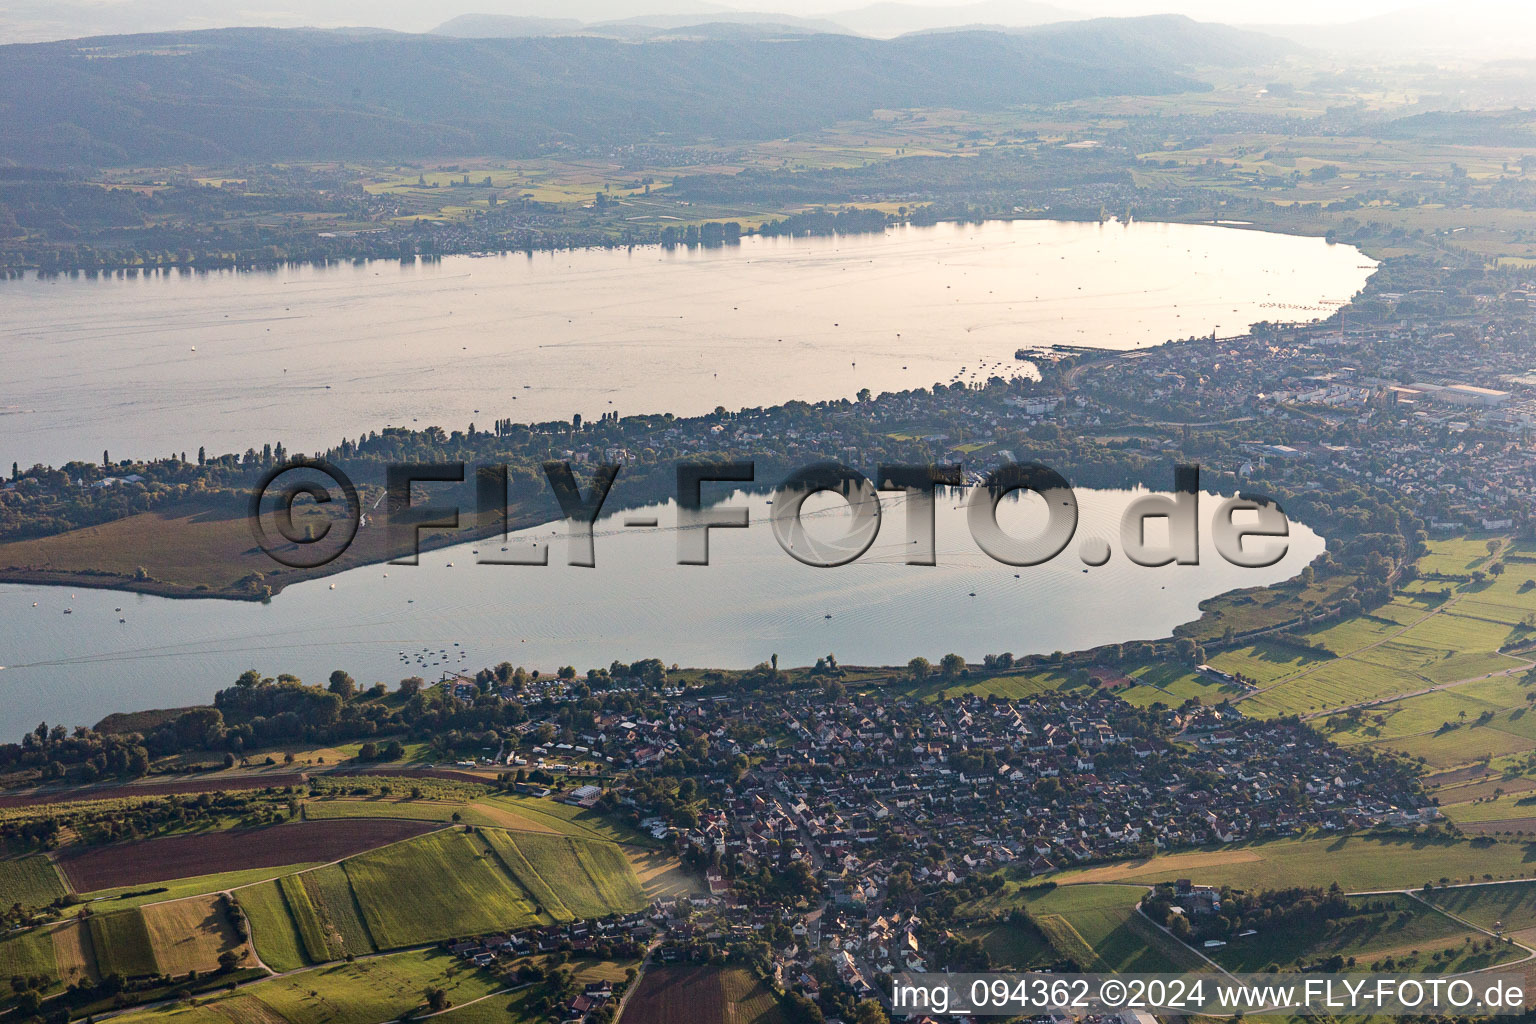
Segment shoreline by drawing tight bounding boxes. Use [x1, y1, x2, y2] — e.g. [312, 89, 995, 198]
[0, 211, 1377, 282]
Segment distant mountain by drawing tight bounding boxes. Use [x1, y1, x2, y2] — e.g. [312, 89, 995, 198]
[0, 0, 730, 45]
[0, 17, 1272, 167]
[431, 10, 850, 40]
[431, 14, 585, 37]
[1020, 14, 1296, 68]
[1252, 0, 1536, 58]
[597, 11, 851, 33]
[829, 0, 1077, 39]
[595, 21, 845, 40]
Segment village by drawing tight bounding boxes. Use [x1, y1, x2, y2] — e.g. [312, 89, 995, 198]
[424, 678, 1438, 1017]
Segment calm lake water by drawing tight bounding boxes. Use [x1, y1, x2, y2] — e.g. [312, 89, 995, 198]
[0, 219, 1373, 468]
[0, 219, 1363, 735]
[0, 488, 1323, 736]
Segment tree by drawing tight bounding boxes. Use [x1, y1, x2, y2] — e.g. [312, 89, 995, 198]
[783, 992, 824, 1024]
[854, 1000, 889, 1024]
[328, 670, 356, 699]
[217, 950, 239, 973]
[424, 987, 449, 1012]
[939, 653, 966, 678]
[907, 656, 931, 681]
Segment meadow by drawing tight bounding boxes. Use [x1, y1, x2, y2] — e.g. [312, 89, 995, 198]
[87, 909, 160, 978]
[1423, 880, 1536, 935]
[341, 829, 545, 948]
[1047, 834, 1536, 891]
[239, 880, 311, 972]
[140, 895, 251, 976]
[964, 884, 1203, 974]
[958, 920, 1052, 969]
[491, 833, 646, 921]
[0, 854, 66, 910]
[299, 865, 376, 958]
[1208, 894, 1488, 972]
[0, 927, 58, 986]
[108, 949, 502, 1024]
[1189, 538, 1536, 776]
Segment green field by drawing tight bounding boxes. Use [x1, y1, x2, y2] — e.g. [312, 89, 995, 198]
[240, 879, 310, 972]
[1209, 540, 1536, 752]
[0, 926, 59, 982]
[87, 909, 160, 978]
[109, 949, 502, 1024]
[1423, 881, 1536, 934]
[1209, 894, 1483, 972]
[486, 832, 645, 920]
[248, 950, 502, 1024]
[1440, 792, 1536, 824]
[428, 990, 543, 1024]
[302, 865, 376, 957]
[342, 829, 545, 948]
[433, 958, 638, 1024]
[0, 855, 67, 909]
[279, 872, 336, 962]
[1048, 834, 1536, 891]
[479, 794, 657, 847]
[1033, 912, 1101, 969]
[959, 920, 1052, 969]
[305, 790, 658, 848]
[303, 799, 496, 827]
[81, 863, 324, 910]
[965, 885, 1201, 974]
[214, 824, 649, 971]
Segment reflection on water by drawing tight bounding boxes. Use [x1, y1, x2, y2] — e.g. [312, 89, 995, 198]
[0, 220, 1372, 467]
[0, 488, 1323, 736]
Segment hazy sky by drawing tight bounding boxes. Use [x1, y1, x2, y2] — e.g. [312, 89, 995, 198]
[0, 0, 1507, 47]
[779, 0, 1429, 23]
[1036, 0, 1420, 21]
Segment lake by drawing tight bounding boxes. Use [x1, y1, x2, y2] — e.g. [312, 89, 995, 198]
[0, 488, 1323, 736]
[0, 218, 1365, 735]
[0, 219, 1373, 469]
